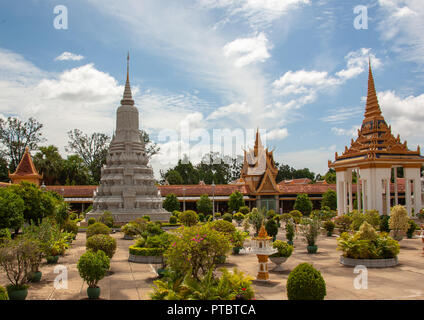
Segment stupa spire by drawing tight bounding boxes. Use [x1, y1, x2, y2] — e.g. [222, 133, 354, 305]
[364, 59, 382, 120]
[254, 128, 261, 157]
[121, 51, 134, 106]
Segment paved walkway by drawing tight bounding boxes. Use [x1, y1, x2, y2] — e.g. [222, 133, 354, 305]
[1, 229, 424, 300]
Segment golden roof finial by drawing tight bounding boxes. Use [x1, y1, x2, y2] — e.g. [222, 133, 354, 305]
[364, 59, 383, 120]
[258, 222, 268, 238]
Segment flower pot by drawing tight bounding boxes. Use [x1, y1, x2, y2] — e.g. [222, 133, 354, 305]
[157, 268, 167, 278]
[46, 255, 59, 264]
[269, 256, 287, 272]
[326, 231, 333, 237]
[29, 271, 42, 283]
[7, 286, 28, 300]
[287, 240, 294, 246]
[87, 287, 101, 299]
[232, 247, 242, 255]
[307, 245, 318, 254]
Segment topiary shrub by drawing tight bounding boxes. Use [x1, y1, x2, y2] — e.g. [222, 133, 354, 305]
[286, 263, 326, 300]
[407, 219, 418, 239]
[169, 216, 178, 224]
[270, 240, 293, 258]
[265, 219, 279, 239]
[86, 222, 111, 238]
[214, 212, 222, 219]
[86, 234, 117, 259]
[77, 250, 110, 288]
[334, 215, 353, 233]
[389, 205, 410, 241]
[267, 209, 276, 219]
[289, 210, 303, 224]
[222, 213, 233, 223]
[323, 220, 335, 236]
[179, 210, 198, 227]
[198, 213, 205, 222]
[233, 212, 244, 223]
[379, 215, 390, 232]
[99, 211, 114, 228]
[239, 206, 249, 215]
[211, 219, 236, 235]
[0, 285, 8, 300]
[64, 220, 78, 235]
[88, 218, 96, 226]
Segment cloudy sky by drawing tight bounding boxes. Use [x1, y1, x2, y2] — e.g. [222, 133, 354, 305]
[0, 0, 424, 178]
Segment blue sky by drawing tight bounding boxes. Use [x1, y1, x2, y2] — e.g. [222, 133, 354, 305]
[0, 0, 424, 178]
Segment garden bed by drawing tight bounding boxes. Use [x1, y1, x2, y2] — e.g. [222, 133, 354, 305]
[340, 256, 398, 268]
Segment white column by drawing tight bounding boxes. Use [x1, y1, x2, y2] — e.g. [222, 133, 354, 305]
[348, 180, 353, 213]
[405, 179, 412, 217]
[357, 173, 362, 212]
[394, 167, 399, 205]
[362, 179, 366, 211]
[336, 170, 346, 216]
[414, 176, 422, 215]
[375, 178, 384, 214]
[386, 179, 391, 215]
[344, 180, 348, 214]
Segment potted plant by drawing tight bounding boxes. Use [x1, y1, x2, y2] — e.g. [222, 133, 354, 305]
[46, 242, 61, 264]
[323, 220, 335, 237]
[300, 218, 320, 254]
[407, 219, 419, 239]
[233, 212, 245, 226]
[0, 238, 37, 300]
[265, 218, 279, 241]
[231, 230, 248, 255]
[27, 240, 43, 283]
[77, 250, 110, 299]
[389, 205, 410, 241]
[285, 220, 295, 246]
[269, 240, 293, 271]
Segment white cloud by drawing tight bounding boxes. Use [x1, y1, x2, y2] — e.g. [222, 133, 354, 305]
[336, 48, 382, 80]
[320, 107, 363, 123]
[378, 0, 424, 64]
[378, 90, 424, 147]
[55, 52, 85, 61]
[207, 102, 249, 120]
[223, 32, 272, 67]
[199, 0, 310, 28]
[264, 128, 289, 140]
[275, 145, 337, 175]
[331, 126, 360, 137]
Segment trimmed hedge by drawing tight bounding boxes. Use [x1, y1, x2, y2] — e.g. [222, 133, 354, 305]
[86, 222, 111, 238]
[86, 234, 117, 259]
[286, 263, 326, 300]
[128, 245, 165, 256]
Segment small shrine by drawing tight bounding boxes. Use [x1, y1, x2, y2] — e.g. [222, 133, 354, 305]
[9, 146, 43, 186]
[329, 62, 424, 216]
[250, 224, 276, 281]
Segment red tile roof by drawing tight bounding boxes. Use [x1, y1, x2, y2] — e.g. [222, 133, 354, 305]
[45, 185, 98, 198]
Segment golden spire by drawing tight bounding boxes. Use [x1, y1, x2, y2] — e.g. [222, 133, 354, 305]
[258, 222, 268, 238]
[363, 59, 382, 120]
[254, 128, 260, 157]
[121, 51, 134, 106]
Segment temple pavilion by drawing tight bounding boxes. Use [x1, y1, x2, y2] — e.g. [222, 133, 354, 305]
[329, 63, 424, 216]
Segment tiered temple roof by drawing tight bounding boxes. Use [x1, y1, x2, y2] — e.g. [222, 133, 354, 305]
[9, 147, 42, 185]
[329, 62, 424, 169]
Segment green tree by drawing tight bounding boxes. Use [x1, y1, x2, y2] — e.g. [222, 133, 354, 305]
[321, 189, 337, 210]
[324, 169, 336, 184]
[165, 170, 184, 185]
[163, 194, 180, 212]
[66, 129, 111, 184]
[0, 156, 8, 182]
[197, 194, 213, 215]
[61, 155, 93, 185]
[33, 145, 64, 185]
[139, 129, 160, 158]
[228, 190, 245, 213]
[9, 182, 58, 224]
[0, 117, 45, 172]
[294, 193, 313, 216]
[0, 188, 25, 234]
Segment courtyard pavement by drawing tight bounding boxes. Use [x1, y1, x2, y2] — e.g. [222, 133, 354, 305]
[1, 227, 424, 300]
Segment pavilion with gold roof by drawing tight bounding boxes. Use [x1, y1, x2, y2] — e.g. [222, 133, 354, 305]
[329, 63, 424, 216]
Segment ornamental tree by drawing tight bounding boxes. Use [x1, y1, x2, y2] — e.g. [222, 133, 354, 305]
[165, 223, 231, 279]
[196, 194, 213, 215]
[321, 189, 337, 210]
[163, 193, 180, 212]
[228, 191, 245, 213]
[294, 193, 313, 216]
[0, 188, 24, 234]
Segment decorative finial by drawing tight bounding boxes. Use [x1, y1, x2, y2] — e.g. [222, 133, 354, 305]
[121, 51, 134, 106]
